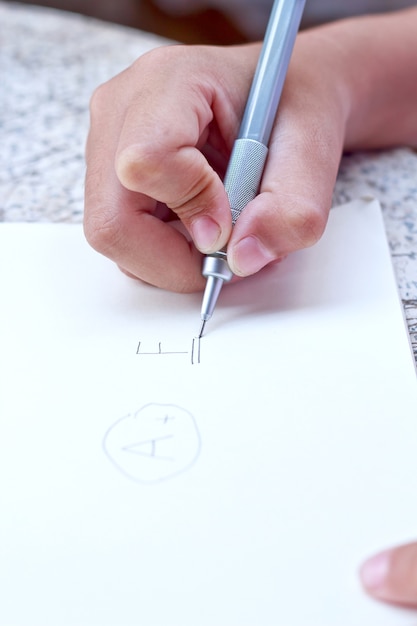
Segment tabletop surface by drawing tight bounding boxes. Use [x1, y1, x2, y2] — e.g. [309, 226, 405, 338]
[1, 0, 416, 369]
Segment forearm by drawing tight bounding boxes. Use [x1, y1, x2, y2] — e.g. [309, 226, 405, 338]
[299, 8, 417, 150]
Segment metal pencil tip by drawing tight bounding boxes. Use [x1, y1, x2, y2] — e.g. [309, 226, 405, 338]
[198, 320, 206, 339]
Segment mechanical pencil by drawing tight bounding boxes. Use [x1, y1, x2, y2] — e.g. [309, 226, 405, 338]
[198, 0, 306, 337]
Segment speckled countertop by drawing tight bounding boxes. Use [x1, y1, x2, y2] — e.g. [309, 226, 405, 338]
[1, 0, 416, 368]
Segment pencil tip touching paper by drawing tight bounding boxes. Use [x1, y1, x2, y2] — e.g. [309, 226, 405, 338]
[0, 198, 416, 626]
[198, 319, 206, 339]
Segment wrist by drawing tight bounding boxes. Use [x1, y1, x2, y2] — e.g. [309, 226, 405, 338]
[315, 10, 417, 150]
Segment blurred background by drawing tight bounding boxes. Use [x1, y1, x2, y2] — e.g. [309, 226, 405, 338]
[4, 0, 255, 44]
[5, 0, 417, 45]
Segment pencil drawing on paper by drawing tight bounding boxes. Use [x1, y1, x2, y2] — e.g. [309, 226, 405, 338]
[103, 403, 201, 484]
[191, 337, 201, 365]
[136, 337, 202, 365]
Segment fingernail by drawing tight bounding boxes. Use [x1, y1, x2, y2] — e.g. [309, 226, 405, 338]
[360, 551, 390, 590]
[230, 236, 275, 276]
[190, 216, 222, 252]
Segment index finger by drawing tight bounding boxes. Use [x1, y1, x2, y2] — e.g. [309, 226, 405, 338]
[84, 69, 208, 293]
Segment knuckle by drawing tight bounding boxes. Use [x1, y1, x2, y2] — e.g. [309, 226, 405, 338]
[115, 144, 151, 190]
[83, 207, 122, 259]
[116, 144, 182, 197]
[285, 201, 327, 249]
[89, 82, 110, 120]
[132, 44, 196, 78]
[117, 145, 220, 222]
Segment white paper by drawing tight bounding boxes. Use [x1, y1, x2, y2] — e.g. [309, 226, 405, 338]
[0, 198, 417, 626]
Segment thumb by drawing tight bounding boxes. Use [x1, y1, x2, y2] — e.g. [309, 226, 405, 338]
[360, 542, 417, 607]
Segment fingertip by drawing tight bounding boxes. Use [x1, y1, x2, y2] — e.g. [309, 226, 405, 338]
[228, 235, 276, 277]
[360, 543, 417, 608]
[189, 215, 226, 254]
[360, 550, 390, 594]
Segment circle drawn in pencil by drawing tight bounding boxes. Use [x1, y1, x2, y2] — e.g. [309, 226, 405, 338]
[103, 403, 201, 484]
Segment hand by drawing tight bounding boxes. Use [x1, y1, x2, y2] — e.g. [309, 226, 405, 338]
[84, 9, 417, 292]
[360, 541, 417, 608]
[84, 39, 344, 291]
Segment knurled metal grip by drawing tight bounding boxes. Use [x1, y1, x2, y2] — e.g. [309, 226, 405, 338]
[224, 138, 268, 225]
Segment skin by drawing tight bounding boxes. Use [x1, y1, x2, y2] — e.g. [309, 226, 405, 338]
[360, 543, 417, 608]
[84, 7, 417, 607]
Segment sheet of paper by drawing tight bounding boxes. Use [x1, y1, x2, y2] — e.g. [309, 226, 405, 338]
[0, 198, 416, 626]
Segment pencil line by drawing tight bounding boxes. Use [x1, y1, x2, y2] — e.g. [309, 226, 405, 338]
[191, 336, 201, 365]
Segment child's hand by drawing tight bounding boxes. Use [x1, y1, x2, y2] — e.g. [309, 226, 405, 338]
[84, 40, 343, 291]
[84, 9, 417, 292]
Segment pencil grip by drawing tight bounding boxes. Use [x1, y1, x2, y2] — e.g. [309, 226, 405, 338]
[224, 138, 268, 225]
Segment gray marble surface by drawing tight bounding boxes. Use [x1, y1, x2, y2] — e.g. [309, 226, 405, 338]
[1, 0, 416, 369]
